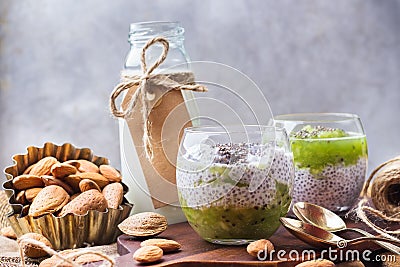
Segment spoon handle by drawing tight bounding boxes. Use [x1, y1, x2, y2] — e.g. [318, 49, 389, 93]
[348, 231, 400, 255]
[347, 227, 400, 255]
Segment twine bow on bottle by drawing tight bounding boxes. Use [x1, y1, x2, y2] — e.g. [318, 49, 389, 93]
[110, 37, 207, 159]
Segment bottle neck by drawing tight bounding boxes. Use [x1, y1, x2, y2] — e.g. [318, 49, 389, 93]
[129, 37, 184, 48]
[125, 22, 189, 72]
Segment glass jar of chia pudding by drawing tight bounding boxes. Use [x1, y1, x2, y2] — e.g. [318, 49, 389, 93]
[176, 125, 294, 245]
[274, 113, 368, 214]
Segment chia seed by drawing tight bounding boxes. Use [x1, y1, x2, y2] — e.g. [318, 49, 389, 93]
[177, 143, 294, 208]
[292, 158, 367, 211]
[292, 125, 343, 139]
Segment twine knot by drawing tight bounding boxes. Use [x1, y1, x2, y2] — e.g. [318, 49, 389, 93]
[110, 37, 207, 159]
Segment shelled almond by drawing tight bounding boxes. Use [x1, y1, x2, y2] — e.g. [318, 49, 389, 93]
[10, 157, 125, 217]
[29, 157, 58, 176]
[50, 163, 77, 178]
[74, 159, 99, 173]
[79, 179, 101, 192]
[42, 175, 74, 195]
[133, 245, 163, 263]
[76, 172, 109, 188]
[247, 239, 274, 258]
[99, 165, 122, 182]
[25, 188, 42, 202]
[140, 238, 181, 252]
[12, 174, 44, 190]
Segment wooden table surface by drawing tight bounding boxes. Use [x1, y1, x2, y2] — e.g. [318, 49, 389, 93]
[115, 219, 392, 267]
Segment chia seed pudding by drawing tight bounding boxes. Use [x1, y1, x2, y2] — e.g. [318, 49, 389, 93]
[290, 125, 368, 212]
[176, 142, 294, 244]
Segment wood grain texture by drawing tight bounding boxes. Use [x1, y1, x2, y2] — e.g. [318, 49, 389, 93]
[116, 220, 388, 267]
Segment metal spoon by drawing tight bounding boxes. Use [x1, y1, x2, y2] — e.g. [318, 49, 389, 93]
[280, 217, 400, 249]
[293, 202, 400, 255]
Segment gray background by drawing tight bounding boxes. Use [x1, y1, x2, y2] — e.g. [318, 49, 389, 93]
[0, 0, 399, 184]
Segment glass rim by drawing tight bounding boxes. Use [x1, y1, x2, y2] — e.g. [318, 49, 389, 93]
[130, 21, 180, 30]
[274, 112, 360, 123]
[129, 21, 184, 41]
[184, 124, 284, 134]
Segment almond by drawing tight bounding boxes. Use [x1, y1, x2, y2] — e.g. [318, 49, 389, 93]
[70, 193, 80, 201]
[39, 250, 74, 267]
[23, 164, 35, 174]
[102, 182, 123, 209]
[99, 165, 122, 182]
[59, 189, 107, 216]
[29, 185, 70, 217]
[15, 190, 28, 205]
[140, 238, 181, 252]
[118, 212, 167, 237]
[79, 179, 101, 192]
[75, 253, 105, 264]
[76, 160, 99, 173]
[64, 175, 82, 192]
[12, 174, 44, 190]
[76, 172, 109, 188]
[133, 245, 163, 263]
[295, 259, 335, 267]
[39, 257, 72, 267]
[247, 239, 275, 258]
[18, 232, 52, 258]
[42, 175, 74, 195]
[64, 160, 81, 169]
[29, 157, 58, 176]
[51, 163, 77, 178]
[1, 226, 17, 239]
[25, 188, 42, 202]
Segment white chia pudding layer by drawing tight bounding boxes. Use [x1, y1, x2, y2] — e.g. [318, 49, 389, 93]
[292, 158, 367, 211]
[177, 146, 294, 208]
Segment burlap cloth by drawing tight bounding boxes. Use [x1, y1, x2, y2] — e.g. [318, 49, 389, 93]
[0, 191, 119, 267]
[0, 190, 12, 229]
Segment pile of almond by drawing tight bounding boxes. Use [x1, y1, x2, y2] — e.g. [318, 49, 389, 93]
[117, 212, 181, 263]
[11, 156, 124, 217]
[133, 238, 182, 263]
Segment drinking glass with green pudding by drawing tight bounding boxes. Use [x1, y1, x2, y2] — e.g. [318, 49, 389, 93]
[274, 113, 368, 214]
[176, 125, 294, 245]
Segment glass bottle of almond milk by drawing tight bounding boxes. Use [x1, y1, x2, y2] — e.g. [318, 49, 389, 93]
[119, 21, 197, 224]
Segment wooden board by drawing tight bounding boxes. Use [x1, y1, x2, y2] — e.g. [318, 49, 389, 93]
[116, 220, 388, 267]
